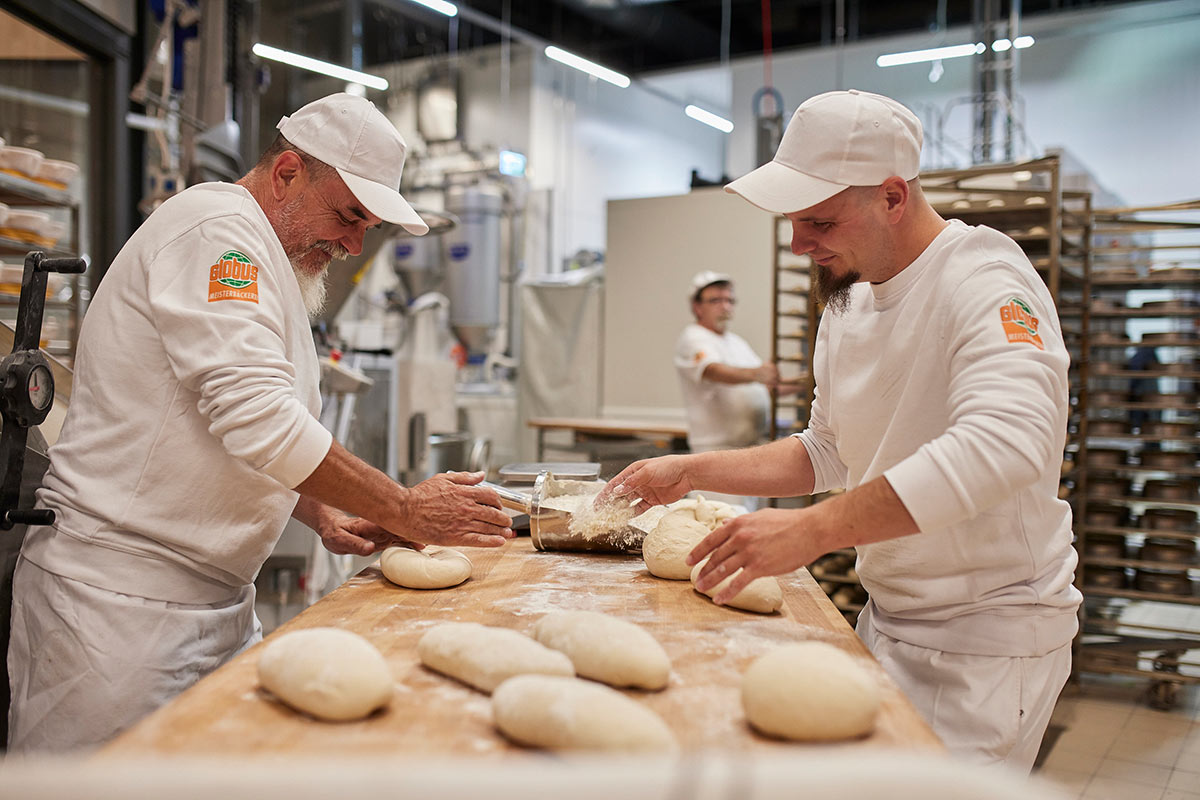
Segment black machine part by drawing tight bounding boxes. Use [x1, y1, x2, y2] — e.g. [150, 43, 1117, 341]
[0, 251, 85, 530]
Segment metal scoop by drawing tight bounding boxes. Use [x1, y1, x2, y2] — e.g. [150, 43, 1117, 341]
[483, 470, 643, 553]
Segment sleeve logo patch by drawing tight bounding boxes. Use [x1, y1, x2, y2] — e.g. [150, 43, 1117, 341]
[208, 250, 259, 304]
[693, 351, 706, 363]
[999, 296, 1044, 350]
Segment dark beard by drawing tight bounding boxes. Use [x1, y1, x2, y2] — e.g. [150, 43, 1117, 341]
[815, 263, 861, 315]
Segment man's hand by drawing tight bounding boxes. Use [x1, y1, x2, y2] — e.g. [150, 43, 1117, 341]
[600, 455, 694, 514]
[317, 513, 426, 557]
[752, 363, 781, 387]
[399, 471, 514, 548]
[686, 507, 826, 605]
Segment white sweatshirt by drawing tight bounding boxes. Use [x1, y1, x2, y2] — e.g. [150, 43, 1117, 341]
[26, 183, 332, 604]
[675, 323, 771, 448]
[796, 220, 1082, 657]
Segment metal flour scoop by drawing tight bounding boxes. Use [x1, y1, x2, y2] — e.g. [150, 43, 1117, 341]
[483, 470, 646, 553]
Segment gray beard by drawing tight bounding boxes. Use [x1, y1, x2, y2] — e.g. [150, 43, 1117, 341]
[293, 268, 328, 318]
[815, 263, 861, 315]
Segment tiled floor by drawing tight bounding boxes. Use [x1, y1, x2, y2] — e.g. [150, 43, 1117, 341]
[1036, 674, 1200, 799]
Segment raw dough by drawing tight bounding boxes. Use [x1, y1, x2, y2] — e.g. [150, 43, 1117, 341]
[492, 674, 677, 752]
[380, 546, 472, 589]
[531, 610, 671, 690]
[417, 621, 574, 693]
[741, 641, 880, 741]
[256, 628, 392, 722]
[690, 558, 783, 614]
[642, 510, 710, 580]
[692, 495, 737, 529]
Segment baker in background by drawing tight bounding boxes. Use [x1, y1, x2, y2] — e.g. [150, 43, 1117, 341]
[7, 93, 513, 753]
[675, 271, 798, 510]
[606, 89, 1081, 772]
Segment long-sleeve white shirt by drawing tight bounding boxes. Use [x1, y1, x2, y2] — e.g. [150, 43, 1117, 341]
[796, 220, 1082, 657]
[26, 182, 332, 604]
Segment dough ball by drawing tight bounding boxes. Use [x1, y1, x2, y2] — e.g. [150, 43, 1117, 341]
[693, 496, 737, 529]
[642, 511, 710, 580]
[417, 621, 574, 693]
[742, 641, 880, 741]
[492, 675, 677, 752]
[256, 628, 392, 722]
[532, 610, 671, 690]
[690, 558, 783, 614]
[381, 546, 472, 589]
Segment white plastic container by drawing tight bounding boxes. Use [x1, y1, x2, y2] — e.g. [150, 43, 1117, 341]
[4, 209, 50, 238]
[41, 219, 67, 247]
[0, 202, 8, 227]
[0, 146, 45, 178]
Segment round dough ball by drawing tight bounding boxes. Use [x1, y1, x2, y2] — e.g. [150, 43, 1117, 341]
[690, 558, 783, 614]
[492, 675, 677, 752]
[742, 641, 880, 741]
[257, 628, 392, 722]
[380, 546, 472, 589]
[532, 610, 671, 690]
[417, 621, 574, 693]
[642, 511, 710, 580]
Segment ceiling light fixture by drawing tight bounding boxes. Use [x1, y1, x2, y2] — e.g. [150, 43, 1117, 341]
[877, 35, 1032, 68]
[685, 104, 733, 133]
[407, 0, 458, 17]
[544, 45, 631, 88]
[252, 43, 389, 91]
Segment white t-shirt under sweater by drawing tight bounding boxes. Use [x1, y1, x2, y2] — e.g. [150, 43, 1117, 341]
[795, 219, 1082, 657]
[26, 182, 332, 604]
[675, 323, 771, 448]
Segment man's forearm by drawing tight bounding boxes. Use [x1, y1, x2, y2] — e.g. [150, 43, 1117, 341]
[807, 475, 920, 553]
[703, 363, 764, 385]
[294, 440, 409, 531]
[688, 436, 816, 498]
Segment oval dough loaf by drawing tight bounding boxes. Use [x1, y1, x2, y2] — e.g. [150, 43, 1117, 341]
[257, 627, 392, 722]
[531, 610, 671, 690]
[492, 674, 677, 752]
[380, 546, 472, 589]
[742, 641, 880, 740]
[690, 558, 783, 614]
[642, 511, 710, 580]
[417, 621, 574, 693]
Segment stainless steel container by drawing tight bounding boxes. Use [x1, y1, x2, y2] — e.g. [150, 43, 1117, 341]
[484, 471, 643, 554]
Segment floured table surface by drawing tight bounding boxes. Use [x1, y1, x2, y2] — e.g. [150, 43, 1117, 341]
[99, 538, 942, 757]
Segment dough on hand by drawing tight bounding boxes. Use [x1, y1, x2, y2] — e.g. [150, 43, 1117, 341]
[742, 641, 880, 741]
[417, 621, 574, 693]
[690, 558, 783, 614]
[642, 511, 710, 580]
[532, 610, 671, 690]
[492, 674, 677, 752]
[380, 546, 472, 589]
[257, 628, 392, 722]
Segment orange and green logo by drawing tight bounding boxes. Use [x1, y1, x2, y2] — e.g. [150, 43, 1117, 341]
[999, 296, 1044, 350]
[208, 250, 259, 304]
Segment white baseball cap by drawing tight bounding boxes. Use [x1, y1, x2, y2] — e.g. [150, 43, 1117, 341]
[277, 93, 429, 235]
[690, 270, 733, 299]
[725, 89, 923, 214]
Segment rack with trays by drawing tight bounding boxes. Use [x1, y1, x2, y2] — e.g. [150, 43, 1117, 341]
[1074, 199, 1200, 707]
[0, 170, 83, 362]
[769, 156, 1090, 625]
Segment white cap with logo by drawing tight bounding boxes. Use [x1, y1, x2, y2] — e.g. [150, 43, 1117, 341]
[690, 270, 733, 299]
[277, 93, 429, 235]
[724, 89, 923, 215]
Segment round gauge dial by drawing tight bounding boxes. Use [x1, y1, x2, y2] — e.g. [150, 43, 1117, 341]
[26, 364, 53, 412]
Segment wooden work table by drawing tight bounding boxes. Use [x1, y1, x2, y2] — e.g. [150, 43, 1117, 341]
[99, 538, 942, 758]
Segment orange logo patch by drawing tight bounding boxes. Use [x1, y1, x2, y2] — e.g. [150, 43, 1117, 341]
[208, 250, 259, 304]
[999, 297, 1044, 350]
[693, 351, 706, 363]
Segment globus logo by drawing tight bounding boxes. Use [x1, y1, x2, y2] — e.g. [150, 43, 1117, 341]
[208, 249, 260, 304]
[999, 296, 1044, 350]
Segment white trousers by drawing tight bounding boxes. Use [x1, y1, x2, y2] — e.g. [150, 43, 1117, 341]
[7, 557, 261, 754]
[858, 603, 1072, 774]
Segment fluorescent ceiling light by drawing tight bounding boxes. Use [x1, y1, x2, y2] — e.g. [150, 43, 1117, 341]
[879, 36, 1033, 67]
[407, 0, 457, 17]
[252, 43, 389, 91]
[685, 104, 733, 133]
[544, 45, 631, 88]
[876, 42, 983, 67]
